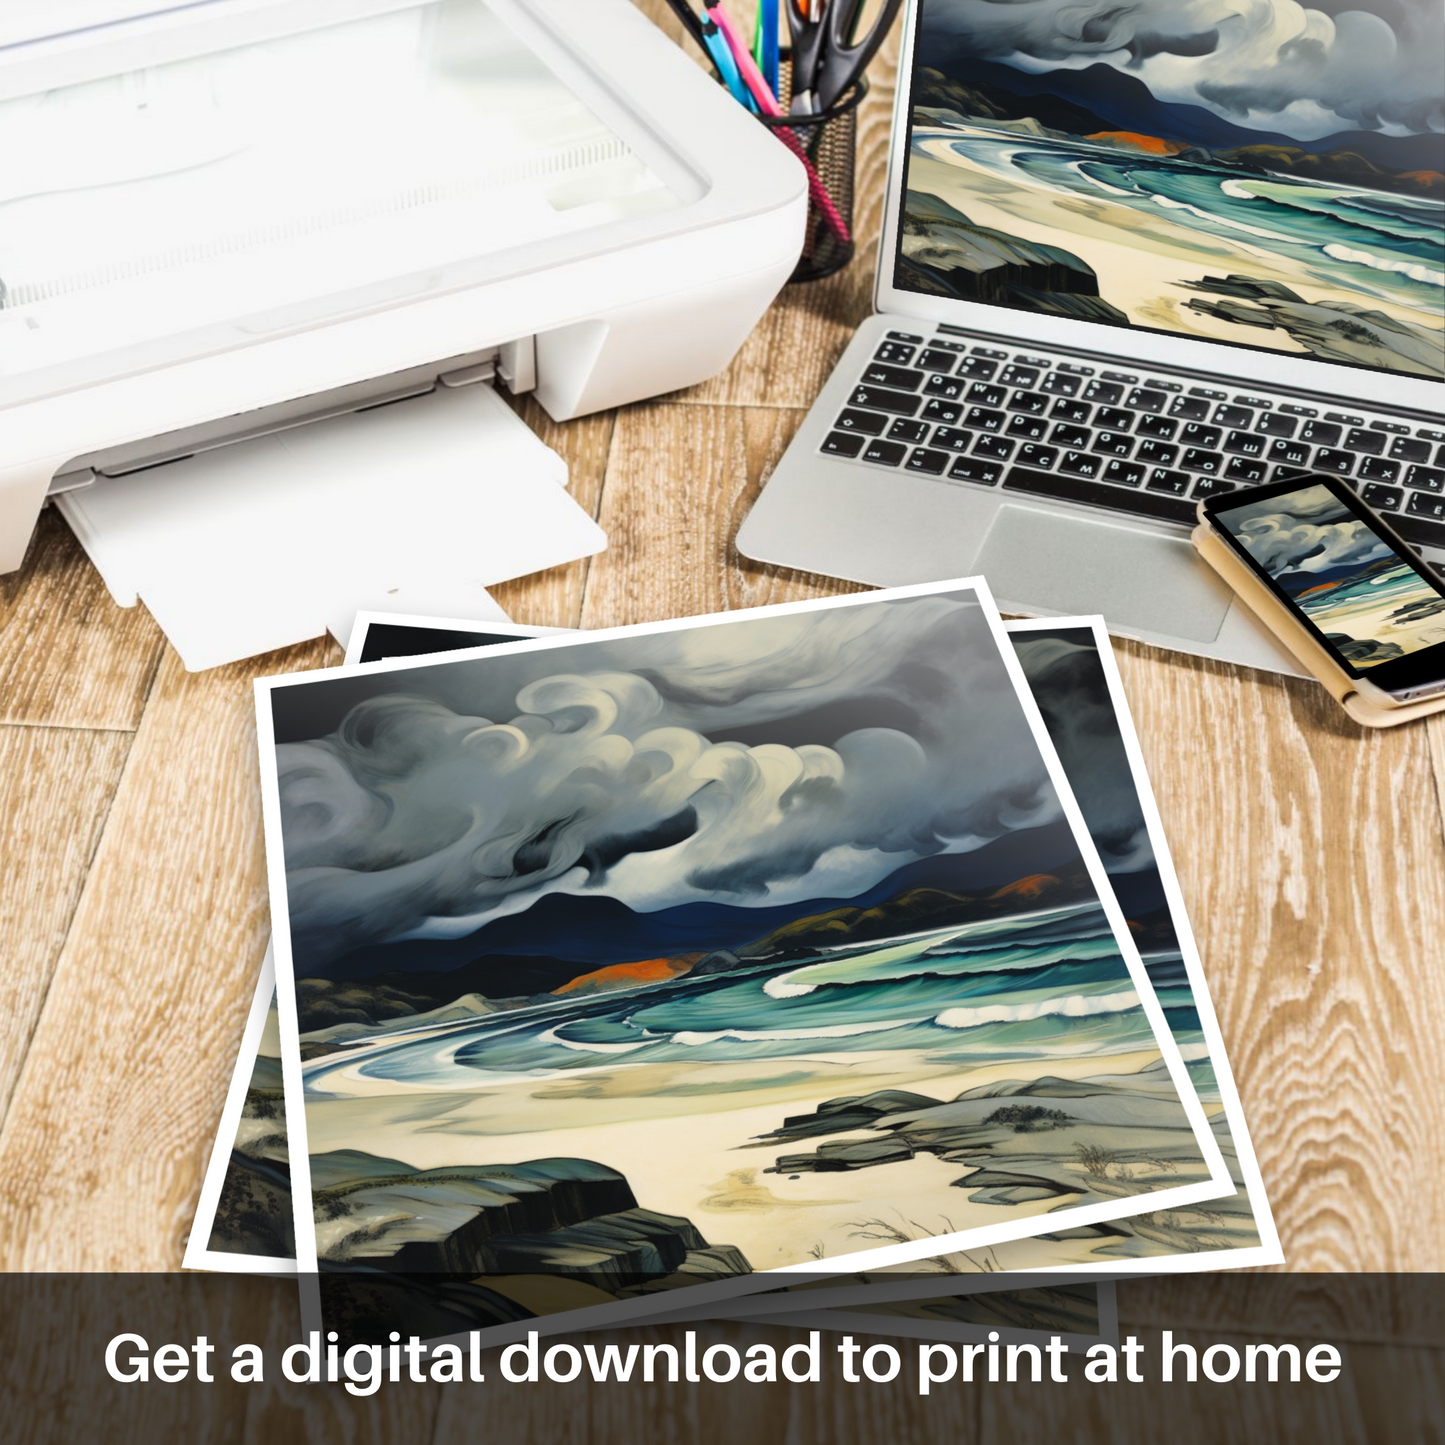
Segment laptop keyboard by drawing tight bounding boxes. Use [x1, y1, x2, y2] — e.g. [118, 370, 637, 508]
[821, 330, 1445, 557]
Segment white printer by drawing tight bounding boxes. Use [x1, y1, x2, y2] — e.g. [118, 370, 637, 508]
[0, 0, 806, 660]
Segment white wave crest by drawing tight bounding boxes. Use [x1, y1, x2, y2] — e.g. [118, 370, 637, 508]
[934, 989, 1138, 1030]
[671, 1017, 927, 1046]
[537, 1024, 654, 1055]
[1220, 179, 1256, 200]
[1323, 243, 1444, 286]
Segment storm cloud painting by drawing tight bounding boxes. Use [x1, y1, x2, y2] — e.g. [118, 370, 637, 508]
[1213, 481, 1445, 665]
[900, 0, 1444, 376]
[257, 586, 1225, 1340]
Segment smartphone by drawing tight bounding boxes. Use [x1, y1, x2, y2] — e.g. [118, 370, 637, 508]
[1199, 472, 1445, 705]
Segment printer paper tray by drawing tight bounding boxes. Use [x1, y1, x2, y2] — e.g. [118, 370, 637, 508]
[57, 383, 604, 670]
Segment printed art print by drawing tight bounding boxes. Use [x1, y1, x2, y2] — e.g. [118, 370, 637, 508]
[254, 583, 1231, 1342]
[899, 0, 1444, 377]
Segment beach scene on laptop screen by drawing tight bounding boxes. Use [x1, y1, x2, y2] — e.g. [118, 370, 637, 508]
[900, 0, 1443, 378]
[1214, 482, 1445, 665]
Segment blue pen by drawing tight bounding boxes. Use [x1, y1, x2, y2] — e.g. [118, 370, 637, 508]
[700, 14, 755, 110]
[758, 0, 780, 98]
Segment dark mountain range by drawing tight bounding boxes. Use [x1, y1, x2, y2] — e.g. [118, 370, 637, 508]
[918, 57, 1444, 173]
[310, 820, 1086, 983]
[914, 60, 1443, 194]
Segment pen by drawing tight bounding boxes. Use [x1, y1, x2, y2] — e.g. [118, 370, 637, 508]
[754, 0, 780, 98]
[699, 12, 756, 109]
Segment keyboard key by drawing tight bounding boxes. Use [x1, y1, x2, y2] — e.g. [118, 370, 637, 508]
[1060, 450, 1103, 478]
[1361, 483, 1403, 511]
[1101, 370, 1137, 384]
[1083, 380, 1123, 404]
[967, 383, 1008, 407]
[948, 457, 1003, 485]
[930, 427, 974, 452]
[1136, 414, 1178, 440]
[1421, 428, 1445, 443]
[1180, 423, 1222, 448]
[1190, 386, 1228, 401]
[1103, 459, 1145, 487]
[861, 438, 907, 466]
[1256, 413, 1297, 438]
[1095, 406, 1134, 432]
[965, 406, 1006, 432]
[1057, 362, 1094, 375]
[933, 340, 969, 353]
[924, 374, 966, 400]
[906, 448, 951, 475]
[1389, 436, 1431, 464]
[1393, 512, 1445, 551]
[1145, 379, 1181, 393]
[1093, 432, 1135, 457]
[1407, 465, 1445, 493]
[1147, 469, 1191, 495]
[1169, 395, 1212, 421]
[863, 362, 925, 390]
[957, 356, 999, 380]
[835, 408, 889, 435]
[1369, 419, 1409, 435]
[1004, 465, 1196, 524]
[1006, 414, 1048, 441]
[1225, 456, 1268, 483]
[1235, 394, 1272, 409]
[1008, 390, 1050, 415]
[1438, 445, 1445, 466]
[1215, 404, 1254, 429]
[1192, 476, 1236, 499]
[1050, 398, 1092, 423]
[1126, 388, 1167, 413]
[887, 418, 931, 444]
[1017, 444, 1059, 470]
[1224, 430, 1267, 458]
[1314, 447, 1354, 475]
[1280, 404, 1318, 417]
[923, 398, 963, 424]
[1267, 438, 1312, 468]
[971, 346, 1008, 359]
[1300, 420, 1342, 447]
[1182, 448, 1223, 474]
[999, 364, 1040, 388]
[850, 384, 921, 417]
[1040, 372, 1081, 397]
[1014, 354, 1051, 368]
[1137, 440, 1179, 467]
[1050, 423, 1091, 449]
[1407, 491, 1445, 522]
[917, 347, 959, 373]
[1326, 411, 1364, 426]
[1346, 428, 1385, 456]
[1359, 457, 1400, 483]
[974, 435, 1015, 461]
[886, 330, 924, 343]
[874, 341, 917, 365]
[821, 431, 865, 457]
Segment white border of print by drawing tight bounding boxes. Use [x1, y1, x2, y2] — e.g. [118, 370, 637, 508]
[182, 943, 294, 1277]
[254, 578, 1235, 1342]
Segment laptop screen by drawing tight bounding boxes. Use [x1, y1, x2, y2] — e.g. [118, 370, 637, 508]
[894, 0, 1444, 380]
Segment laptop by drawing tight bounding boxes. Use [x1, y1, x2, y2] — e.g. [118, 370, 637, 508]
[738, 0, 1445, 673]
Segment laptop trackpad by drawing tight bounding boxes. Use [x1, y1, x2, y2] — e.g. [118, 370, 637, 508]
[976, 505, 1233, 643]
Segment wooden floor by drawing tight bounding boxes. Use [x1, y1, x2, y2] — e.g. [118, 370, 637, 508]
[0, 5, 1441, 1440]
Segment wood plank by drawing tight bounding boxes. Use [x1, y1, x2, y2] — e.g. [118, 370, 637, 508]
[579, 403, 867, 630]
[0, 509, 165, 730]
[0, 639, 336, 1270]
[490, 396, 614, 630]
[0, 725, 133, 1128]
[1108, 637, 1445, 1271]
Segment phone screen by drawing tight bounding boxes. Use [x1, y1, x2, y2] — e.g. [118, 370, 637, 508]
[1206, 475, 1445, 695]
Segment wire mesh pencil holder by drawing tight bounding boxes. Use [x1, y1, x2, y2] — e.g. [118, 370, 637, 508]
[759, 63, 868, 283]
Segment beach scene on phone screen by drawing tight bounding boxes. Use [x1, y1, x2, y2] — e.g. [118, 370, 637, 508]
[1215, 483, 1445, 667]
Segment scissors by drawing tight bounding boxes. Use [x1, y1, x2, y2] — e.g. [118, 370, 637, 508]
[786, 0, 904, 113]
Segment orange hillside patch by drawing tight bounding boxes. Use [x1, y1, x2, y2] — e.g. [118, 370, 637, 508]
[1085, 131, 1185, 156]
[1401, 170, 1444, 189]
[991, 873, 1060, 900]
[553, 954, 702, 995]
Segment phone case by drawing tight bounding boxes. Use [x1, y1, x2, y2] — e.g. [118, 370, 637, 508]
[1192, 522, 1445, 729]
